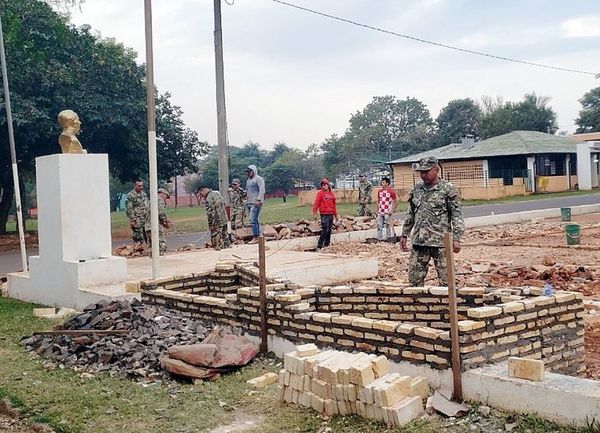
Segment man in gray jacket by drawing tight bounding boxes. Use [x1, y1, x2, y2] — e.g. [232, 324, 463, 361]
[245, 164, 265, 244]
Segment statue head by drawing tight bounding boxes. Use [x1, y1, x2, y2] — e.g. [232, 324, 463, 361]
[57, 109, 86, 154]
[58, 110, 81, 134]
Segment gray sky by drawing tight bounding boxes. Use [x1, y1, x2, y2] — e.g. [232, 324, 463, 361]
[67, 0, 600, 149]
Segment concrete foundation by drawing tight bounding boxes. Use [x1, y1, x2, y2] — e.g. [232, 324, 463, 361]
[463, 362, 600, 427]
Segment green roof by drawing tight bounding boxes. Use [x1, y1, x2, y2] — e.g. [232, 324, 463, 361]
[388, 131, 583, 164]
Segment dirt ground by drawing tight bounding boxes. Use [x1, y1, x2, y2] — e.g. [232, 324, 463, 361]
[324, 213, 600, 380]
[0, 233, 37, 253]
[0, 399, 51, 433]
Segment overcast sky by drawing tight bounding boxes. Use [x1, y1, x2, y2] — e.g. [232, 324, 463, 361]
[66, 0, 600, 150]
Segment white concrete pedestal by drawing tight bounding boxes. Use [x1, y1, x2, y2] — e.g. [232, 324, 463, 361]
[8, 154, 128, 309]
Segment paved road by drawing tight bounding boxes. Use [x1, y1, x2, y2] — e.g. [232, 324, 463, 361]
[2, 192, 599, 276]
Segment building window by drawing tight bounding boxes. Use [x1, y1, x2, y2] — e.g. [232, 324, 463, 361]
[442, 164, 484, 184]
[535, 154, 565, 176]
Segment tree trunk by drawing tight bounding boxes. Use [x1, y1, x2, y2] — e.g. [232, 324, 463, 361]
[0, 170, 15, 235]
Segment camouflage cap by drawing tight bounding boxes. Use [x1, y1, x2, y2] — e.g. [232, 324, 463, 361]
[231, 178, 241, 185]
[412, 156, 439, 171]
[158, 188, 170, 198]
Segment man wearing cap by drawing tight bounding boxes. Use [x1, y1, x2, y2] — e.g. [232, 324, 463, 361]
[125, 179, 150, 246]
[357, 174, 373, 217]
[245, 165, 265, 244]
[195, 185, 230, 250]
[400, 156, 464, 286]
[229, 178, 247, 230]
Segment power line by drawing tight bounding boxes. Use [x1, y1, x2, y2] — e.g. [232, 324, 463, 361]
[272, 0, 598, 77]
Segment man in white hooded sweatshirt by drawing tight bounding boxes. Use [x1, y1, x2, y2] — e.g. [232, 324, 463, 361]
[245, 164, 265, 244]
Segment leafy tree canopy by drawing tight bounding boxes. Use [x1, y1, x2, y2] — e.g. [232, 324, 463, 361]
[321, 95, 436, 180]
[479, 93, 558, 139]
[0, 0, 206, 233]
[575, 87, 600, 133]
[435, 98, 482, 146]
[198, 143, 324, 194]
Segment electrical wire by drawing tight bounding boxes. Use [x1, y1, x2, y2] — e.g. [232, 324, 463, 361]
[271, 0, 598, 77]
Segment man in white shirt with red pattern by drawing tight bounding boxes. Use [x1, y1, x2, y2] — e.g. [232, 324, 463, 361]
[376, 177, 398, 241]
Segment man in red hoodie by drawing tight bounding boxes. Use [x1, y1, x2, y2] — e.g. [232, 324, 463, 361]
[312, 179, 337, 251]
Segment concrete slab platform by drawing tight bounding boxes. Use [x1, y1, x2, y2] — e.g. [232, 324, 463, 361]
[64, 244, 378, 308]
[463, 362, 600, 427]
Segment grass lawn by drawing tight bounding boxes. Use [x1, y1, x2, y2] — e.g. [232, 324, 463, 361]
[4, 189, 600, 238]
[0, 297, 591, 433]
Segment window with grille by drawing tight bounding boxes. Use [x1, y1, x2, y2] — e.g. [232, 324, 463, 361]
[535, 154, 565, 176]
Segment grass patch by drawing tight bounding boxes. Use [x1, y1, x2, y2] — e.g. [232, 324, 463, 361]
[0, 297, 590, 433]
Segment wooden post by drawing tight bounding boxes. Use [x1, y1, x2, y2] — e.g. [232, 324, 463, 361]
[444, 231, 463, 401]
[258, 234, 268, 353]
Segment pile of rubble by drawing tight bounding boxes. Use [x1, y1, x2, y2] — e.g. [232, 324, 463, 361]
[464, 221, 562, 243]
[461, 260, 597, 291]
[160, 328, 259, 380]
[323, 242, 599, 293]
[22, 300, 211, 380]
[232, 215, 382, 243]
[112, 242, 147, 257]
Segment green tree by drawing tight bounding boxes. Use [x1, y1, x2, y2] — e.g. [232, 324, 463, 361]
[109, 175, 129, 212]
[0, 0, 206, 233]
[321, 96, 435, 179]
[479, 93, 558, 139]
[575, 87, 600, 133]
[435, 98, 481, 145]
[155, 92, 208, 180]
[182, 173, 203, 206]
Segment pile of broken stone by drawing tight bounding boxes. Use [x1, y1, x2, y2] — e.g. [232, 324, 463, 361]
[230, 215, 393, 244]
[22, 299, 212, 380]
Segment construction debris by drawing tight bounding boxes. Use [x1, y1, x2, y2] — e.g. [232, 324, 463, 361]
[507, 357, 545, 381]
[0, 277, 7, 298]
[112, 242, 146, 257]
[231, 216, 387, 243]
[428, 390, 470, 417]
[160, 327, 259, 380]
[278, 346, 428, 427]
[247, 372, 279, 388]
[32, 308, 56, 317]
[22, 300, 211, 380]
[32, 307, 78, 320]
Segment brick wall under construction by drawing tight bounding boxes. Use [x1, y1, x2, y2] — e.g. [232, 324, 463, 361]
[139, 262, 585, 376]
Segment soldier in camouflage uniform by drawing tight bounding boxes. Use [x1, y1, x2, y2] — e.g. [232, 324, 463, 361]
[145, 188, 172, 255]
[125, 180, 150, 245]
[400, 156, 464, 286]
[196, 186, 230, 250]
[157, 188, 172, 254]
[228, 178, 247, 230]
[357, 174, 373, 217]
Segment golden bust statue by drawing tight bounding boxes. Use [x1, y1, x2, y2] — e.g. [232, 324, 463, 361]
[58, 110, 86, 154]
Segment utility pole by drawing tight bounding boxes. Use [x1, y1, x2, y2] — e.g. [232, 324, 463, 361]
[213, 0, 231, 207]
[144, 0, 160, 278]
[0, 16, 27, 272]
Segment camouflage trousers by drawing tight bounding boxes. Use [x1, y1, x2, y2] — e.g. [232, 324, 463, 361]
[230, 207, 245, 230]
[357, 202, 373, 217]
[408, 245, 447, 286]
[131, 226, 147, 244]
[210, 224, 231, 250]
[145, 228, 167, 255]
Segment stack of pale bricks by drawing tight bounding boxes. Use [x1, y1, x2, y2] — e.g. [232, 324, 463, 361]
[278, 344, 428, 427]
